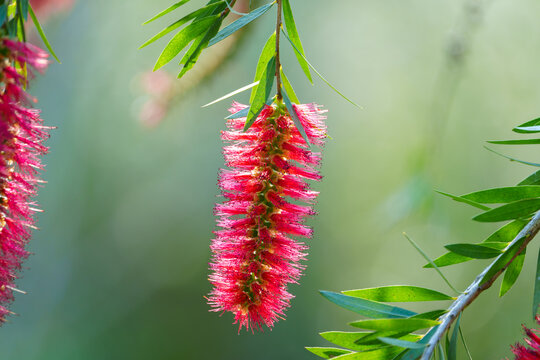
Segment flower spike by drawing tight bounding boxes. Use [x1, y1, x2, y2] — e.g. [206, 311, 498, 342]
[0, 39, 50, 322]
[208, 99, 327, 331]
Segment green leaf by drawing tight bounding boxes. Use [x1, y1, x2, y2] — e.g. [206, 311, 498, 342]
[282, 0, 312, 83]
[244, 56, 275, 131]
[447, 315, 461, 360]
[426, 220, 527, 267]
[28, 5, 60, 62]
[435, 190, 490, 211]
[250, 32, 276, 104]
[139, 1, 225, 49]
[480, 236, 527, 285]
[281, 29, 361, 109]
[461, 186, 540, 204]
[349, 318, 439, 333]
[280, 68, 299, 103]
[513, 118, 540, 133]
[282, 88, 310, 145]
[484, 220, 528, 242]
[444, 243, 502, 259]
[378, 337, 425, 350]
[473, 199, 540, 222]
[335, 347, 403, 360]
[488, 139, 540, 145]
[500, 249, 525, 297]
[533, 247, 540, 319]
[203, 81, 259, 107]
[19, 0, 28, 20]
[0, 5, 7, 28]
[177, 17, 223, 78]
[411, 310, 448, 320]
[342, 286, 454, 303]
[398, 326, 440, 360]
[226, 101, 273, 119]
[153, 15, 218, 71]
[143, 0, 192, 25]
[403, 233, 459, 294]
[208, 2, 275, 47]
[306, 347, 352, 359]
[485, 146, 540, 167]
[320, 332, 421, 352]
[520, 170, 540, 186]
[425, 252, 472, 269]
[320, 291, 416, 319]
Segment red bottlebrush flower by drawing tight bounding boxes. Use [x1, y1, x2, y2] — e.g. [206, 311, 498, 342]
[208, 100, 327, 331]
[0, 39, 49, 322]
[509, 316, 540, 359]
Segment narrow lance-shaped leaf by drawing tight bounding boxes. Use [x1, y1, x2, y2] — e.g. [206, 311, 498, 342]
[480, 236, 527, 285]
[461, 186, 540, 204]
[282, 88, 310, 145]
[139, 1, 226, 49]
[485, 146, 540, 167]
[280, 68, 299, 103]
[153, 15, 219, 71]
[488, 139, 540, 145]
[208, 2, 275, 47]
[342, 286, 454, 302]
[436, 190, 490, 211]
[226, 100, 274, 119]
[281, 29, 361, 108]
[338, 347, 403, 360]
[244, 56, 275, 131]
[473, 199, 540, 222]
[282, 0, 312, 83]
[533, 247, 540, 319]
[520, 170, 540, 186]
[444, 243, 502, 259]
[403, 233, 459, 294]
[513, 117, 540, 133]
[349, 318, 440, 333]
[249, 32, 276, 104]
[378, 337, 426, 350]
[425, 220, 527, 268]
[142, 0, 192, 25]
[203, 81, 259, 108]
[28, 5, 60, 62]
[397, 326, 441, 360]
[500, 249, 525, 297]
[0, 5, 7, 28]
[19, 0, 28, 20]
[411, 310, 448, 321]
[177, 17, 223, 78]
[320, 291, 417, 319]
[447, 314, 461, 360]
[320, 331, 421, 352]
[305, 347, 352, 359]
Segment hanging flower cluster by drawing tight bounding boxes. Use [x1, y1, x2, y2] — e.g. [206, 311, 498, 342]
[509, 316, 540, 360]
[208, 100, 327, 331]
[0, 39, 49, 322]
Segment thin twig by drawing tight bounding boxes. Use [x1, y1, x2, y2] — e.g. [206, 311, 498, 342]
[275, 0, 282, 100]
[420, 211, 540, 359]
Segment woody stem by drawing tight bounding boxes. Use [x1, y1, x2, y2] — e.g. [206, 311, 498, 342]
[275, 0, 282, 100]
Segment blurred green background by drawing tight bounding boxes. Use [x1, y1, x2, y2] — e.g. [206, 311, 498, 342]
[2, 0, 540, 358]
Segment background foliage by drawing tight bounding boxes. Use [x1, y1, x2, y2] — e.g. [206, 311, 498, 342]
[1, 0, 540, 358]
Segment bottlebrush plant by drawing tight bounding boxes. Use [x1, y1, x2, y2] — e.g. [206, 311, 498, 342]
[308, 121, 540, 359]
[141, 0, 357, 331]
[0, 0, 59, 323]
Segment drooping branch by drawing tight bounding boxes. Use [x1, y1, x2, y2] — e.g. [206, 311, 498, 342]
[420, 211, 540, 360]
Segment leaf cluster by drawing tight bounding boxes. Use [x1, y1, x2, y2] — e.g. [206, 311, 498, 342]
[309, 119, 540, 359]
